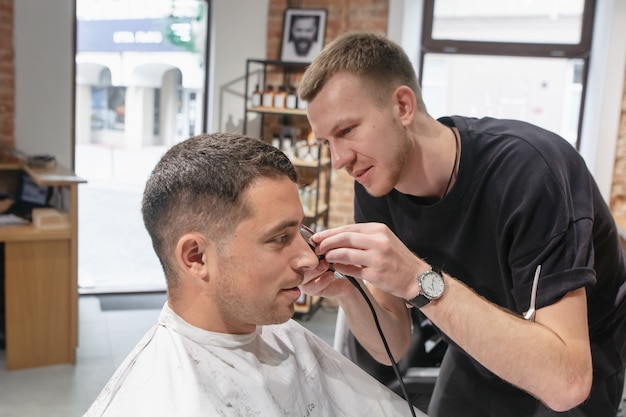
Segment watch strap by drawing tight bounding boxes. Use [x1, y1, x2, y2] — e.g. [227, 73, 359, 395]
[406, 266, 443, 309]
[406, 293, 430, 308]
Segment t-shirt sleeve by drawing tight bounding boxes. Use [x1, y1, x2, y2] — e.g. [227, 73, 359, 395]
[495, 137, 597, 312]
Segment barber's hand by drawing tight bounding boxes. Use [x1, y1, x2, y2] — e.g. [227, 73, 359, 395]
[309, 223, 426, 300]
[300, 258, 359, 299]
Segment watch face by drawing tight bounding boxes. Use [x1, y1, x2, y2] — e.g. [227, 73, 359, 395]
[420, 271, 445, 300]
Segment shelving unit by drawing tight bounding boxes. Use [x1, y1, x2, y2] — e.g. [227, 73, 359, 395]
[243, 58, 331, 232]
[243, 59, 331, 315]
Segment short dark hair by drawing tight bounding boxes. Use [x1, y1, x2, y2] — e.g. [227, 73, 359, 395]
[142, 132, 297, 286]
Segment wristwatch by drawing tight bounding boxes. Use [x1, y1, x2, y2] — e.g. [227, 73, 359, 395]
[406, 266, 445, 308]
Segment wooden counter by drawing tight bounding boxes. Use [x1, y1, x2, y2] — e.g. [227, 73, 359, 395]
[0, 162, 85, 370]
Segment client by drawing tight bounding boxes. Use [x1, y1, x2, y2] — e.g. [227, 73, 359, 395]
[83, 132, 422, 417]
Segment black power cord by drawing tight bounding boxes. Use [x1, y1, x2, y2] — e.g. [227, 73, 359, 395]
[300, 225, 417, 417]
[344, 274, 418, 417]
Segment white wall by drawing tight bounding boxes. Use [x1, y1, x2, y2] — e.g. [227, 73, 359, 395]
[13, 0, 626, 203]
[208, 0, 269, 134]
[14, 0, 76, 168]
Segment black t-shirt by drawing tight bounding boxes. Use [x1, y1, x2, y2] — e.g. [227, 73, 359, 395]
[354, 116, 626, 381]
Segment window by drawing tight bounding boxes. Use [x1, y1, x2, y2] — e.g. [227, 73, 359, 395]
[75, 0, 211, 293]
[419, 0, 595, 147]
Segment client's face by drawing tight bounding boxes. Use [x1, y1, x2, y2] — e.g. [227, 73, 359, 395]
[208, 176, 319, 333]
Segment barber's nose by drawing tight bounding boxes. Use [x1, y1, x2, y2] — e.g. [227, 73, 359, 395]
[329, 141, 352, 170]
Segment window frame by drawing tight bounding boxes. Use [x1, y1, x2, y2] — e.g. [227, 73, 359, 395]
[418, 0, 596, 148]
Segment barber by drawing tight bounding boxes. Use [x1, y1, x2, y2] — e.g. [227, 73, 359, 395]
[299, 32, 626, 417]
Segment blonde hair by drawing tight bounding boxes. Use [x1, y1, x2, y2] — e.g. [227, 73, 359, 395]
[299, 31, 427, 112]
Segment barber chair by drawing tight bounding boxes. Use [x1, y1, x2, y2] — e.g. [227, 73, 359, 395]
[334, 307, 446, 413]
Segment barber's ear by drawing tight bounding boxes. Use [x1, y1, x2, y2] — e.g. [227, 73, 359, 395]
[175, 233, 214, 282]
[393, 85, 416, 126]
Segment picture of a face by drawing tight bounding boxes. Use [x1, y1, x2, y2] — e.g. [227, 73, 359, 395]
[280, 10, 326, 63]
[290, 15, 319, 57]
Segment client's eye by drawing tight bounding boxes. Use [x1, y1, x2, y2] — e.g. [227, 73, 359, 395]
[273, 234, 289, 244]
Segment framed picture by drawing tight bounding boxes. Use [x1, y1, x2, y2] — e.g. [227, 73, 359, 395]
[280, 8, 327, 64]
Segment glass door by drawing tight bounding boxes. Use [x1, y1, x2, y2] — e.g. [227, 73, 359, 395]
[74, 0, 210, 293]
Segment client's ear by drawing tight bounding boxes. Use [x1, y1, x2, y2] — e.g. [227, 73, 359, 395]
[175, 233, 214, 282]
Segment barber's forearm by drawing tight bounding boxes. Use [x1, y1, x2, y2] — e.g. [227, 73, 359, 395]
[421, 276, 592, 411]
[338, 284, 412, 365]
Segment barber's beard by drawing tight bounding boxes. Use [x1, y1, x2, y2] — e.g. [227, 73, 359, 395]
[364, 132, 411, 197]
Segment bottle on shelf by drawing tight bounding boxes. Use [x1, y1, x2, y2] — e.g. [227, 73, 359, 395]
[262, 85, 275, 108]
[286, 86, 297, 110]
[295, 139, 310, 160]
[243, 59, 331, 235]
[273, 86, 287, 109]
[271, 134, 281, 149]
[251, 84, 262, 107]
[281, 133, 294, 158]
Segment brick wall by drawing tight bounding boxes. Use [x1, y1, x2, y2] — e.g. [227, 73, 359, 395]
[610, 70, 626, 216]
[0, 0, 14, 149]
[267, 0, 388, 228]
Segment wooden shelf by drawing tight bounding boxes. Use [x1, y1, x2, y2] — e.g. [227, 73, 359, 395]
[23, 164, 86, 186]
[0, 162, 86, 186]
[247, 106, 306, 116]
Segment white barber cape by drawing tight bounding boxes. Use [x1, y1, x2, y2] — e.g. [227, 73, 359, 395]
[84, 303, 424, 417]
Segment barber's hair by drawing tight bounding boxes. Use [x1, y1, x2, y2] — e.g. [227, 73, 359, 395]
[299, 31, 427, 112]
[142, 132, 297, 284]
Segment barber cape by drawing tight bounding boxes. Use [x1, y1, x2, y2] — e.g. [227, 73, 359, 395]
[84, 303, 422, 417]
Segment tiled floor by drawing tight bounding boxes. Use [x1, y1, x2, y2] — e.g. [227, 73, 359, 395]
[0, 294, 339, 417]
